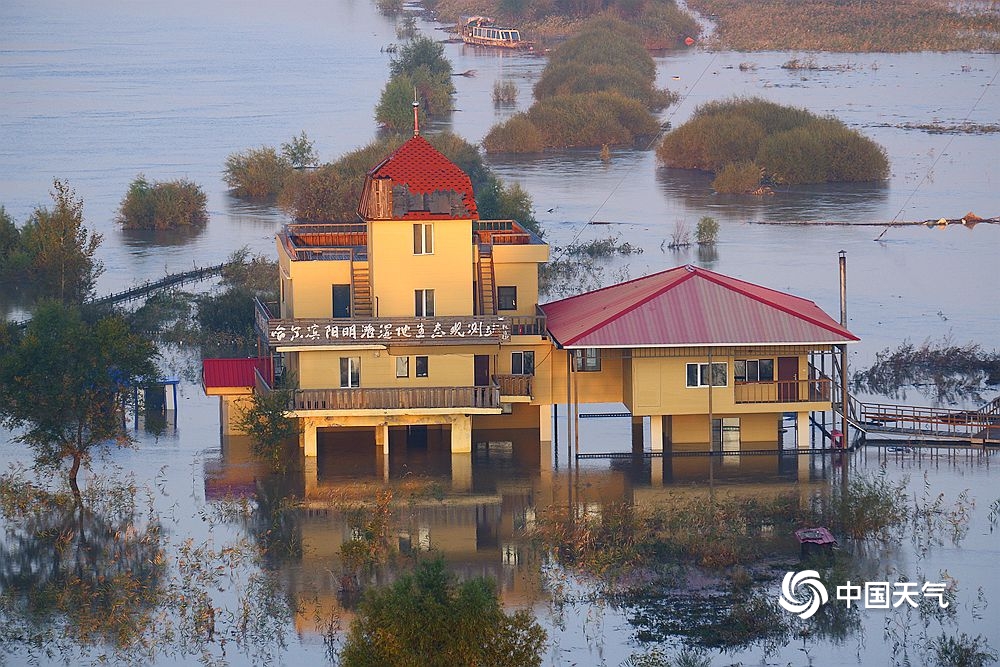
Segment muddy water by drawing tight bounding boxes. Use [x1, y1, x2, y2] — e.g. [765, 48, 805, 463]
[2, 0, 1000, 664]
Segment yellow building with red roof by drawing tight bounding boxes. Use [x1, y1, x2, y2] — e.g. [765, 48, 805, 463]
[204, 134, 857, 468]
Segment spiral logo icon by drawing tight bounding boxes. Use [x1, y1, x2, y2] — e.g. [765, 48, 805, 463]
[778, 570, 828, 619]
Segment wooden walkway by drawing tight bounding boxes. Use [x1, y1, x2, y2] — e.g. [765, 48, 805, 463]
[841, 396, 1000, 445]
[10, 262, 228, 327]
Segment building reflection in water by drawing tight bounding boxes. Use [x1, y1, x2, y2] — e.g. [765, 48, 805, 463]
[205, 426, 837, 636]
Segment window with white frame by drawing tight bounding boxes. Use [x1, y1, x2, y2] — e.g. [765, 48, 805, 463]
[413, 223, 433, 255]
[415, 356, 428, 378]
[686, 362, 727, 388]
[396, 356, 409, 378]
[414, 289, 435, 317]
[340, 357, 361, 388]
[511, 350, 535, 376]
[735, 358, 774, 382]
[574, 348, 601, 372]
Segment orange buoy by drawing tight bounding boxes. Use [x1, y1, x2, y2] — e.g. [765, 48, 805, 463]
[684, 36, 695, 46]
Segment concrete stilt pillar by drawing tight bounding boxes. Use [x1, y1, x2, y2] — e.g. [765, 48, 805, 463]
[650, 415, 664, 452]
[797, 411, 811, 480]
[651, 453, 663, 486]
[451, 453, 472, 492]
[450, 415, 472, 454]
[374, 424, 390, 480]
[631, 416, 644, 454]
[302, 418, 318, 457]
[303, 455, 318, 499]
[539, 404, 553, 471]
[797, 411, 810, 449]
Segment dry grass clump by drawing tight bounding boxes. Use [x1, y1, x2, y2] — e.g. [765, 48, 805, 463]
[658, 96, 889, 189]
[687, 0, 1000, 52]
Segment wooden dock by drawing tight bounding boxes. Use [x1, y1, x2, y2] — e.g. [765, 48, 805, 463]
[840, 396, 1000, 446]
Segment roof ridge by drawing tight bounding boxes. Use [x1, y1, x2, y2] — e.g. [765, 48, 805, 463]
[563, 270, 698, 346]
[695, 270, 858, 341]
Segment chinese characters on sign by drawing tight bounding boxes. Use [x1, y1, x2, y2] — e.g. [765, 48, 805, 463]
[267, 318, 511, 346]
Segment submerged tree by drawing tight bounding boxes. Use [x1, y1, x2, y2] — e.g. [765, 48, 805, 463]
[236, 383, 299, 472]
[340, 557, 546, 667]
[17, 180, 103, 302]
[0, 302, 158, 497]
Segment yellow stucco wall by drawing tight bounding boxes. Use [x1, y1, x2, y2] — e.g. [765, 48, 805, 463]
[277, 237, 354, 320]
[296, 345, 494, 390]
[670, 412, 780, 449]
[492, 261, 541, 318]
[369, 219, 474, 317]
[627, 348, 828, 416]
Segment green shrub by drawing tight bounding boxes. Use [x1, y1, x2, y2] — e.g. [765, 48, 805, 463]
[755, 124, 829, 184]
[493, 80, 518, 105]
[483, 115, 545, 154]
[696, 216, 718, 244]
[280, 131, 319, 169]
[376, 37, 455, 131]
[223, 146, 292, 199]
[658, 96, 889, 186]
[340, 558, 546, 667]
[712, 161, 763, 193]
[475, 177, 541, 235]
[117, 175, 208, 230]
[638, 1, 702, 49]
[279, 165, 360, 222]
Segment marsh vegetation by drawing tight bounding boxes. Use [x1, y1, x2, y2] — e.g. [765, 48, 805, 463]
[657, 97, 889, 192]
[686, 0, 1000, 52]
[484, 19, 675, 153]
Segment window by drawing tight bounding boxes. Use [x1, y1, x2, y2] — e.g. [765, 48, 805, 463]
[414, 289, 435, 317]
[735, 358, 774, 382]
[413, 223, 433, 255]
[574, 348, 601, 372]
[497, 286, 517, 311]
[686, 362, 727, 388]
[340, 357, 361, 388]
[396, 356, 409, 378]
[415, 356, 428, 378]
[511, 351, 535, 376]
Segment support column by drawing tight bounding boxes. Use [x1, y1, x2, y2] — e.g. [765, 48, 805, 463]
[450, 415, 472, 453]
[797, 410, 811, 480]
[303, 455, 318, 499]
[376, 423, 390, 481]
[451, 452, 472, 492]
[651, 452, 663, 486]
[302, 418, 318, 457]
[539, 404, 552, 441]
[631, 416, 644, 454]
[650, 415, 664, 452]
[538, 404, 552, 471]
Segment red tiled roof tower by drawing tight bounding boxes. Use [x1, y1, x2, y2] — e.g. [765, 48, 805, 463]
[357, 135, 478, 221]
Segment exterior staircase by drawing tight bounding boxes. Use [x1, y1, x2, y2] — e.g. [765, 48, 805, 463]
[352, 263, 373, 317]
[477, 245, 496, 315]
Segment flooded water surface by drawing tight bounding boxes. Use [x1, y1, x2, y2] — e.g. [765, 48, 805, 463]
[2, 0, 1000, 664]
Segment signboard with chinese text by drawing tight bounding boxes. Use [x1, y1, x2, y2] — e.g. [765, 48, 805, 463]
[262, 316, 511, 347]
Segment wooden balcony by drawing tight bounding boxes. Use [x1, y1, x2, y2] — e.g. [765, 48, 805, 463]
[291, 385, 500, 411]
[494, 374, 532, 398]
[734, 378, 833, 404]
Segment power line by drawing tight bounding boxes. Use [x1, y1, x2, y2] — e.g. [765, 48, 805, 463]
[875, 64, 999, 242]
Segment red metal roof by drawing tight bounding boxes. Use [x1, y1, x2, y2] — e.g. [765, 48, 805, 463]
[202, 357, 272, 390]
[358, 135, 478, 221]
[540, 265, 858, 348]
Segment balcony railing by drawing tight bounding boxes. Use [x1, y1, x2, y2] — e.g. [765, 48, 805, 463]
[493, 374, 532, 397]
[280, 223, 368, 261]
[473, 220, 545, 246]
[292, 385, 500, 411]
[734, 378, 833, 404]
[255, 298, 513, 347]
[507, 313, 547, 336]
